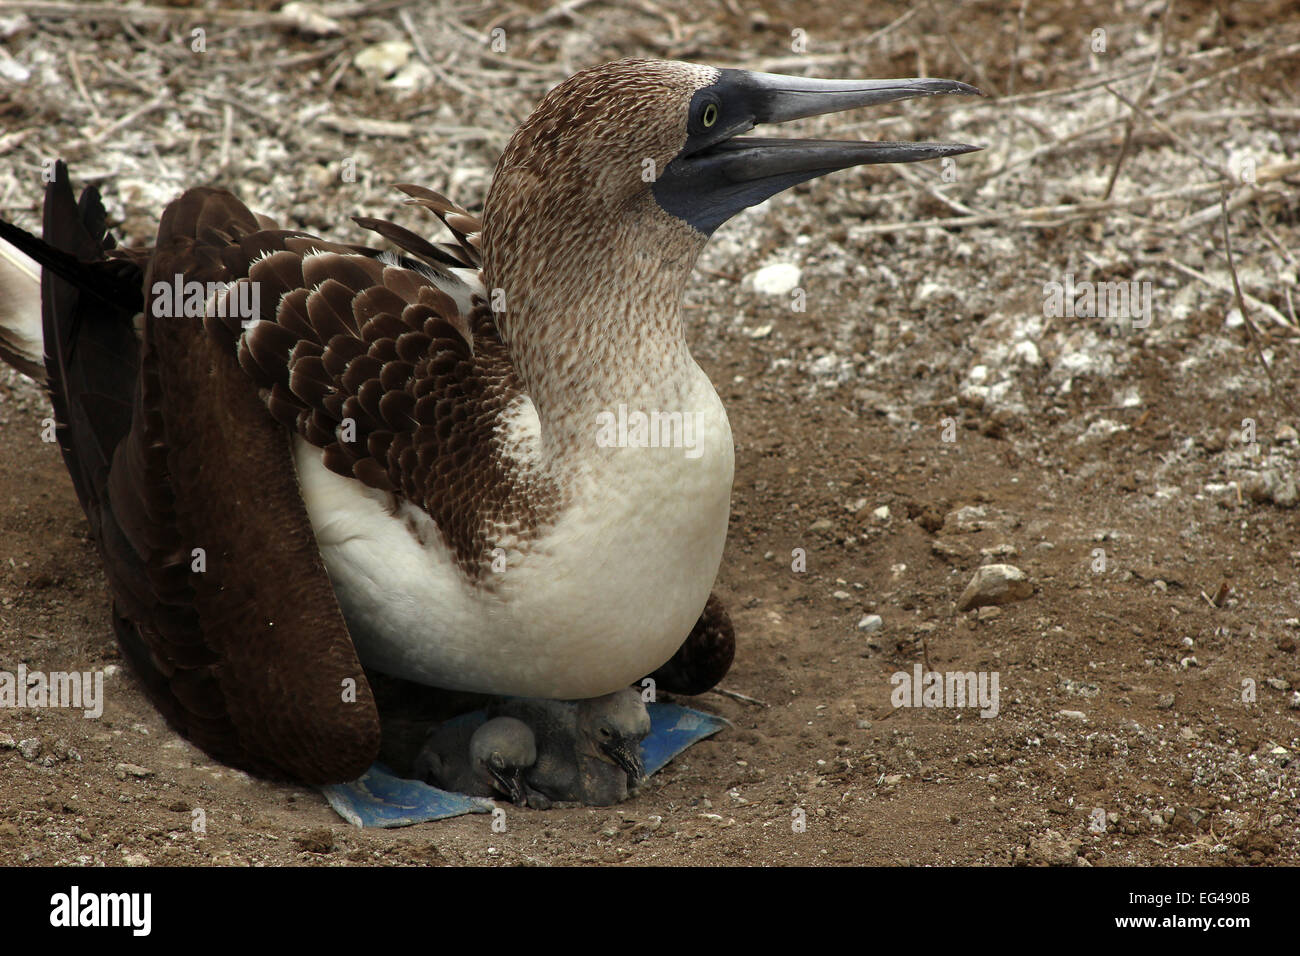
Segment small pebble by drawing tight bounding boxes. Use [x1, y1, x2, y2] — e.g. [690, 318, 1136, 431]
[353, 41, 413, 80]
[749, 262, 802, 297]
[957, 564, 1032, 611]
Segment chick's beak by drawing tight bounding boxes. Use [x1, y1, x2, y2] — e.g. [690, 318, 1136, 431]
[601, 739, 646, 785]
[491, 767, 529, 806]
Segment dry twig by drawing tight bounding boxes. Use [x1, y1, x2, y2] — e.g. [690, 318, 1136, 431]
[1218, 192, 1297, 413]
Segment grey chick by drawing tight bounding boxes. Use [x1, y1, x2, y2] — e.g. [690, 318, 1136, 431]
[412, 715, 537, 805]
[489, 688, 652, 807]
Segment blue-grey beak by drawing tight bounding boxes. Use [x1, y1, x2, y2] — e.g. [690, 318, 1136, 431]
[654, 69, 983, 234]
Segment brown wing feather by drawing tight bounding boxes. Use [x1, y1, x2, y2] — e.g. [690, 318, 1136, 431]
[350, 215, 470, 273]
[89, 185, 379, 783]
[393, 183, 482, 267]
[232, 239, 551, 577]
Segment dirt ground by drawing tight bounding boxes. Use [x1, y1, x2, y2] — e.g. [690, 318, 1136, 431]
[1, 0, 1298, 866]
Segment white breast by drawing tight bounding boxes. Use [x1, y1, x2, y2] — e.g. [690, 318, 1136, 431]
[291, 365, 734, 698]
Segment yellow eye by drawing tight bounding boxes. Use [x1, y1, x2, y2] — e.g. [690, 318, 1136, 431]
[702, 103, 718, 127]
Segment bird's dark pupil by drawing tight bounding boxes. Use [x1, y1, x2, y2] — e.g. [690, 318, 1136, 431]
[703, 104, 717, 126]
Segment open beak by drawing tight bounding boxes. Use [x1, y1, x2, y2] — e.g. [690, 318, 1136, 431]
[601, 740, 646, 785]
[653, 70, 983, 234]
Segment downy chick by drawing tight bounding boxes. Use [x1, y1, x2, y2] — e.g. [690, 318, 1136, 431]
[490, 688, 651, 807]
[413, 715, 536, 805]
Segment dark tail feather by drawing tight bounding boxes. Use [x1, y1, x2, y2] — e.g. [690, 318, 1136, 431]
[8, 161, 145, 526]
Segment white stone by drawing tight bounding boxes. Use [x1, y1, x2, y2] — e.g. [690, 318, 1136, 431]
[0, 48, 30, 83]
[354, 41, 414, 79]
[388, 61, 433, 91]
[749, 263, 802, 296]
[1010, 340, 1041, 366]
[279, 2, 342, 36]
[957, 564, 1032, 611]
[857, 614, 883, 633]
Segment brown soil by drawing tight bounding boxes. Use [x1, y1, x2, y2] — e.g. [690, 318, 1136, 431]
[0, 0, 1298, 866]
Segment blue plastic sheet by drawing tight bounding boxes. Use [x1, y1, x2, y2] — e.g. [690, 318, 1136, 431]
[321, 702, 729, 828]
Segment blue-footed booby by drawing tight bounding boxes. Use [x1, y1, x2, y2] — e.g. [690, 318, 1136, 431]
[0, 58, 979, 784]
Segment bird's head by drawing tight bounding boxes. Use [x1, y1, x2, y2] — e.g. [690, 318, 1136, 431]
[579, 688, 652, 785]
[469, 717, 537, 805]
[482, 58, 980, 294]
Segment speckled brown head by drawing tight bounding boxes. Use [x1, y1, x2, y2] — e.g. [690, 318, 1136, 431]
[487, 59, 717, 238]
[482, 58, 722, 402]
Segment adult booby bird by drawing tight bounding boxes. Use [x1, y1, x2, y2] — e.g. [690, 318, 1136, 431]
[0, 59, 979, 784]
